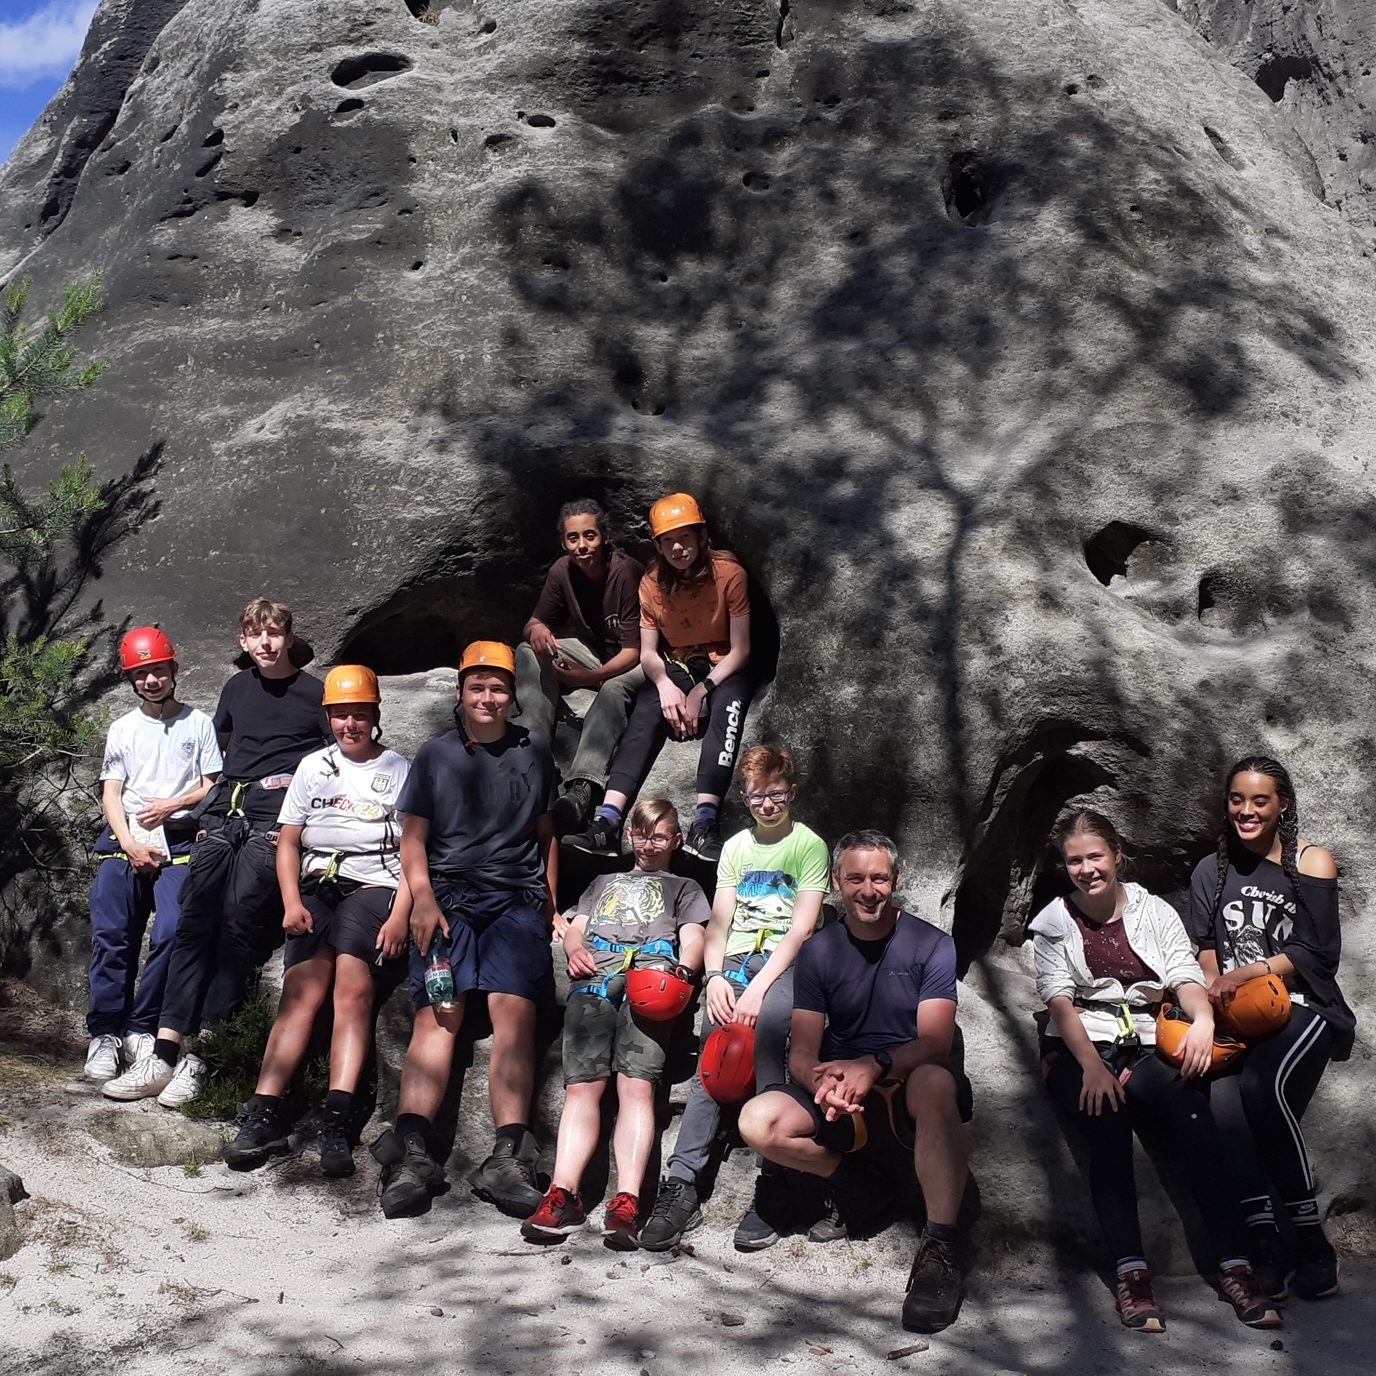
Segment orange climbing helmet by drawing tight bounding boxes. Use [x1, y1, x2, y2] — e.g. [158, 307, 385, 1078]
[322, 665, 381, 707]
[649, 492, 707, 539]
[458, 640, 517, 680]
[625, 966, 697, 1022]
[120, 626, 176, 672]
[700, 1023, 757, 1105]
[1217, 973, 1292, 1041]
[1155, 1003, 1246, 1075]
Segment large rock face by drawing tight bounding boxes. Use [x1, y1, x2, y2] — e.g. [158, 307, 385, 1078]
[3, 0, 1376, 1256]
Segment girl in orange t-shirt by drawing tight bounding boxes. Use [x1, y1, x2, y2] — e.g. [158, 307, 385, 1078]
[565, 493, 752, 865]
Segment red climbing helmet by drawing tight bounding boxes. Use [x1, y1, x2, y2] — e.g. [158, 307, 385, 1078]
[625, 966, 697, 1022]
[120, 626, 176, 672]
[700, 1023, 757, 1105]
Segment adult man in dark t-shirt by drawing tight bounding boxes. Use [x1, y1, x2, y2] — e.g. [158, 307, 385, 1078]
[375, 641, 561, 1222]
[513, 500, 644, 834]
[105, 599, 329, 1109]
[740, 830, 974, 1335]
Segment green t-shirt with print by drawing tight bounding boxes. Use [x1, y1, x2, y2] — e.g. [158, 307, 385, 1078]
[719, 822, 830, 959]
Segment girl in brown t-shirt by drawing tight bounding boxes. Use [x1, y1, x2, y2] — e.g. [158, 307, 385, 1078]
[565, 492, 753, 865]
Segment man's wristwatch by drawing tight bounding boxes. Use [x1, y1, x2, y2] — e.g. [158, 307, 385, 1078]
[871, 1049, 893, 1075]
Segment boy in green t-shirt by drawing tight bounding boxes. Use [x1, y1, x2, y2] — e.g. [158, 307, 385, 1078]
[522, 799, 709, 1249]
[639, 745, 829, 1253]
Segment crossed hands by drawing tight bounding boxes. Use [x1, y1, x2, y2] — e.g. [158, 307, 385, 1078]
[811, 1056, 882, 1123]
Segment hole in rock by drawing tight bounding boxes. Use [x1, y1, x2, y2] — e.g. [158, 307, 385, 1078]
[1082, 521, 1159, 587]
[524, 113, 556, 128]
[107, 160, 132, 177]
[942, 151, 1004, 225]
[335, 98, 366, 115]
[158, 124, 179, 143]
[330, 53, 413, 90]
[480, 18, 497, 33]
[397, 206, 414, 216]
[484, 133, 513, 151]
[203, 128, 224, 147]
[194, 152, 222, 178]
[742, 171, 771, 192]
[1064, 83, 1080, 96]
[1203, 126, 1244, 171]
[1197, 573, 1218, 619]
[409, 260, 424, 271]
[1254, 53, 1315, 104]
[450, 128, 460, 143]
[1086, 74, 1106, 90]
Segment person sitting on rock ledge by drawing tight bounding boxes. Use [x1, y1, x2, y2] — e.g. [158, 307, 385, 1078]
[83, 627, 222, 1085]
[565, 491, 753, 865]
[513, 498, 646, 837]
[639, 744, 828, 1254]
[522, 798, 709, 1248]
[223, 666, 412, 1179]
[373, 641, 559, 1222]
[1188, 757, 1355, 1304]
[103, 599, 330, 1109]
[1032, 808, 1281, 1334]
[737, 830, 974, 1335]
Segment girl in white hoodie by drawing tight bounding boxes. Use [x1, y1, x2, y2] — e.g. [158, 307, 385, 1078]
[1031, 809, 1276, 1334]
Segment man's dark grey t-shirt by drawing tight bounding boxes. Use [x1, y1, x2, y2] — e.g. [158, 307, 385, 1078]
[397, 726, 556, 892]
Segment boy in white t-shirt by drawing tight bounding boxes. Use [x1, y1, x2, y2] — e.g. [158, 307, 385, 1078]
[223, 666, 411, 1179]
[85, 627, 222, 1081]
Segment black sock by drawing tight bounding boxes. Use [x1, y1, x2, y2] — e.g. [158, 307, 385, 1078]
[396, 1112, 431, 1145]
[325, 1089, 354, 1120]
[924, 1221, 959, 1244]
[495, 1122, 530, 1149]
[249, 1093, 282, 1119]
[153, 1037, 180, 1068]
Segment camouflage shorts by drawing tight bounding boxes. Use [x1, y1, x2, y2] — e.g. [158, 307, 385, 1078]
[563, 975, 671, 1085]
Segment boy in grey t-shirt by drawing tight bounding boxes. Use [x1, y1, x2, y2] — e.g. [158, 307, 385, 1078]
[522, 799, 709, 1248]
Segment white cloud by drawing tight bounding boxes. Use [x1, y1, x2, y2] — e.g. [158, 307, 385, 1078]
[0, 1, 100, 91]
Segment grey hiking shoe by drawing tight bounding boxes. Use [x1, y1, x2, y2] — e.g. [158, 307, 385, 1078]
[373, 1127, 445, 1217]
[733, 1171, 791, 1251]
[639, 1176, 703, 1252]
[469, 1131, 544, 1218]
[903, 1233, 965, 1333]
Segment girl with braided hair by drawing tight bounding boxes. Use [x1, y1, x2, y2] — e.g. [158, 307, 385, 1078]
[1188, 757, 1356, 1304]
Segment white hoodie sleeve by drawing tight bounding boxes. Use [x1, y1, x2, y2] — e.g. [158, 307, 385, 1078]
[1147, 895, 1206, 989]
[1031, 903, 1078, 1005]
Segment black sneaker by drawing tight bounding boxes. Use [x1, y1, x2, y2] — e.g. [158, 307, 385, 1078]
[469, 1131, 545, 1218]
[733, 1171, 790, 1251]
[638, 1176, 703, 1252]
[319, 1117, 355, 1179]
[563, 814, 621, 857]
[373, 1128, 446, 1218]
[1292, 1230, 1340, 1300]
[807, 1195, 848, 1244]
[903, 1233, 965, 1333]
[223, 1105, 289, 1171]
[1249, 1226, 1292, 1302]
[683, 819, 723, 864]
[552, 780, 597, 837]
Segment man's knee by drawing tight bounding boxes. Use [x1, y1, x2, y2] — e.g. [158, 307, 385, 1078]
[739, 1091, 810, 1156]
[906, 1063, 958, 1118]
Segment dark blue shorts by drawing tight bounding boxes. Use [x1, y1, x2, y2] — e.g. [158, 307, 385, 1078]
[408, 881, 554, 1010]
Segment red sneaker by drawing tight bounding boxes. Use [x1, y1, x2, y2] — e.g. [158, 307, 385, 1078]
[603, 1191, 641, 1250]
[521, 1186, 586, 1241]
[1113, 1268, 1165, 1333]
[1218, 1263, 1283, 1329]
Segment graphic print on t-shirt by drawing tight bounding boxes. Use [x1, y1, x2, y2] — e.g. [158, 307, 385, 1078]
[735, 870, 798, 927]
[1221, 880, 1296, 971]
[589, 874, 668, 939]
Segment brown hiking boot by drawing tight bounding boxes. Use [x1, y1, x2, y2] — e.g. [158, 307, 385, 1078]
[902, 1233, 965, 1333]
[1218, 1263, 1283, 1328]
[1113, 1268, 1165, 1333]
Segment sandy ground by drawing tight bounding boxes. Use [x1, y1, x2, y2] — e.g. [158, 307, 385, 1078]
[1, 1040, 1371, 1376]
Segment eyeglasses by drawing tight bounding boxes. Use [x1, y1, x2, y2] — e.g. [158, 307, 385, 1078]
[629, 833, 675, 849]
[742, 789, 792, 806]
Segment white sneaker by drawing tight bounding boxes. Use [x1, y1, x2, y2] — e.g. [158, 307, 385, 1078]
[122, 1032, 155, 1067]
[157, 1053, 205, 1109]
[102, 1051, 175, 1100]
[85, 1035, 122, 1081]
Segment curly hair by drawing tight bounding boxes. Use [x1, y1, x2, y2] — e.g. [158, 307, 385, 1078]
[1211, 756, 1308, 930]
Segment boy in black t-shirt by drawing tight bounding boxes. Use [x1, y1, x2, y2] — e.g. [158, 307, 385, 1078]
[104, 598, 329, 1108]
[374, 642, 561, 1222]
[739, 830, 973, 1336]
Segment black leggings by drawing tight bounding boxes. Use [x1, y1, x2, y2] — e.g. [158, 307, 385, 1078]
[1045, 1045, 1250, 1266]
[606, 659, 754, 800]
[1208, 1004, 1333, 1230]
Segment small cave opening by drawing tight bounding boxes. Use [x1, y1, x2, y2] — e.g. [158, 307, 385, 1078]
[330, 53, 413, 90]
[942, 151, 1005, 226]
[1082, 520, 1160, 587]
[1203, 125, 1245, 172]
[335, 98, 366, 116]
[1254, 52, 1316, 104]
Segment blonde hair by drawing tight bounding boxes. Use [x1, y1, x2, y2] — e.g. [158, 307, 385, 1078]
[627, 797, 681, 835]
[240, 597, 293, 636]
[738, 744, 795, 788]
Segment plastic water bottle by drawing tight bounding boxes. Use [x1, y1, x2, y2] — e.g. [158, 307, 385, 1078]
[424, 933, 455, 1009]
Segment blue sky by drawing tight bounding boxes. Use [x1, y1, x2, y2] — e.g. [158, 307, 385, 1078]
[0, 0, 99, 165]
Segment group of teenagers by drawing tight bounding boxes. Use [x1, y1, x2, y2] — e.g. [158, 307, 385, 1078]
[82, 492, 1354, 1336]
